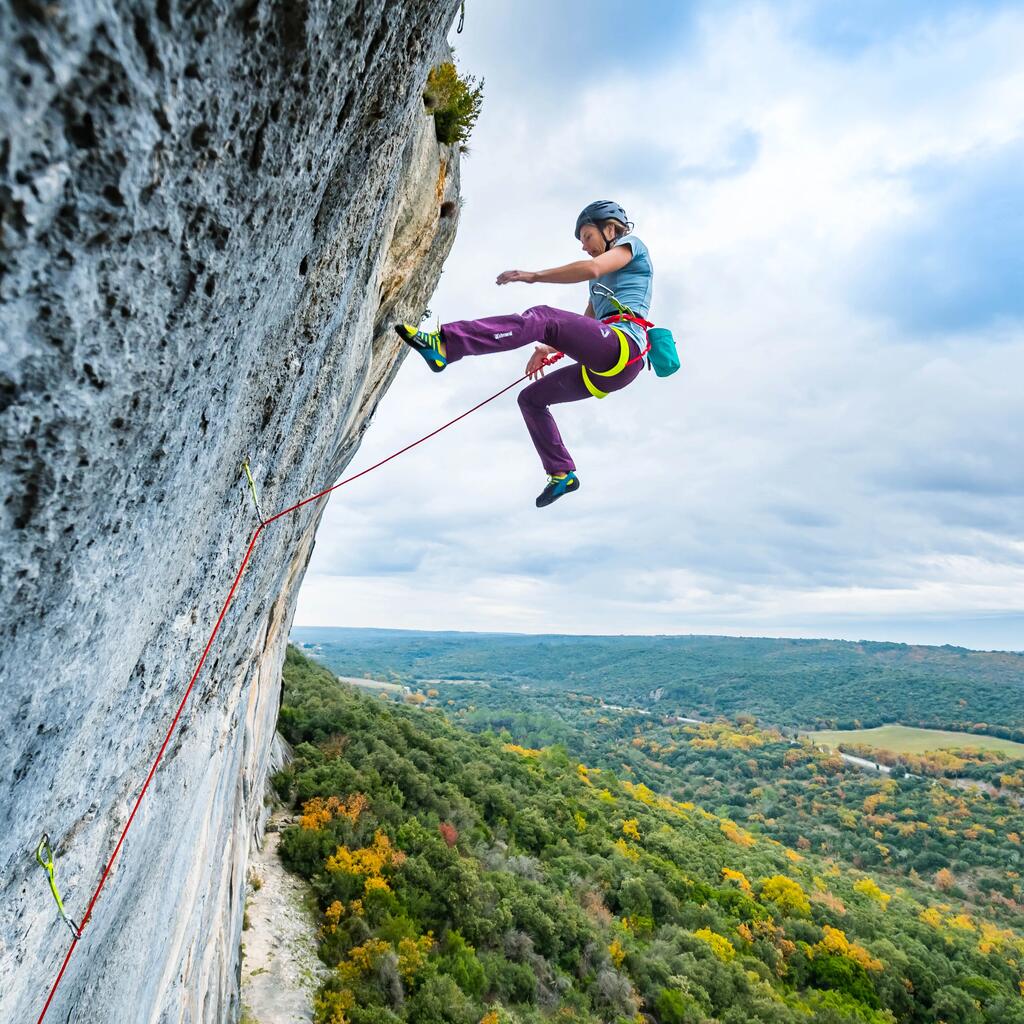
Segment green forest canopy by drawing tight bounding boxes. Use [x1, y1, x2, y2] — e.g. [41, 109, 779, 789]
[272, 645, 1024, 1024]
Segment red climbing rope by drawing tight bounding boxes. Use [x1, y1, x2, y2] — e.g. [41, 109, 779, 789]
[34, 350, 570, 1023]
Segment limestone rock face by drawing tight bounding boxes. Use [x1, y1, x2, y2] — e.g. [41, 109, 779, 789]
[0, 1, 461, 1020]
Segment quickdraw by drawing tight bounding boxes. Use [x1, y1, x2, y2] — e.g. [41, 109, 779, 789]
[241, 457, 266, 525]
[35, 835, 82, 941]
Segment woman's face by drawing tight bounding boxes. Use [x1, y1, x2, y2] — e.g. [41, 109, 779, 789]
[579, 223, 607, 257]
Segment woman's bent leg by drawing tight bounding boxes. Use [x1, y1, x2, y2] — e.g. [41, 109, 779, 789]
[516, 364, 593, 473]
[443, 304, 621, 369]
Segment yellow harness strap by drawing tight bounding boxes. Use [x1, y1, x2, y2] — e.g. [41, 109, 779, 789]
[581, 326, 631, 399]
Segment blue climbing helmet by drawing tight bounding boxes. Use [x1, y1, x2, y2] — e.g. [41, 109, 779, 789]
[574, 200, 632, 250]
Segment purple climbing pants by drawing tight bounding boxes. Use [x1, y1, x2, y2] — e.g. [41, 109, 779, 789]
[441, 304, 644, 474]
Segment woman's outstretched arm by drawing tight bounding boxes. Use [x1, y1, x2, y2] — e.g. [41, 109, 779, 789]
[496, 245, 631, 286]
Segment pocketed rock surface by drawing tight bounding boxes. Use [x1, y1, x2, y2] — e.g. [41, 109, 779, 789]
[0, 1, 461, 1020]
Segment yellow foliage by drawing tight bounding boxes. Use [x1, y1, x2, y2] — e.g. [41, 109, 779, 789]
[622, 818, 641, 841]
[577, 763, 593, 785]
[338, 938, 391, 981]
[784, 849, 803, 863]
[397, 933, 434, 980]
[693, 927, 736, 961]
[574, 811, 587, 832]
[314, 988, 354, 1024]
[919, 907, 943, 929]
[722, 867, 752, 892]
[622, 781, 692, 817]
[853, 877, 891, 908]
[609, 937, 627, 967]
[947, 913, 975, 932]
[322, 900, 344, 935]
[598, 789, 617, 804]
[978, 920, 1016, 955]
[759, 875, 811, 917]
[504, 743, 542, 758]
[326, 830, 406, 896]
[862, 792, 889, 814]
[816, 925, 883, 971]
[613, 838, 640, 861]
[721, 820, 756, 847]
[689, 737, 719, 750]
[300, 793, 369, 831]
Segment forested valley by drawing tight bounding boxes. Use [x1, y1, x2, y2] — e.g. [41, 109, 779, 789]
[273, 641, 1024, 1023]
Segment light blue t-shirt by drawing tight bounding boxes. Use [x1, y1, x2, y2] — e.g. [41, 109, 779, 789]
[588, 234, 654, 350]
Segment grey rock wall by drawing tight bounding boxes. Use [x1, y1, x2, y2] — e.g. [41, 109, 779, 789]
[0, 1, 462, 1020]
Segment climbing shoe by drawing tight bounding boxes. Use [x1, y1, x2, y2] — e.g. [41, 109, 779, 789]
[536, 471, 580, 508]
[395, 322, 447, 372]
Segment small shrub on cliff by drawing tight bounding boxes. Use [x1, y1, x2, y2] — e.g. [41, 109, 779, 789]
[423, 60, 483, 150]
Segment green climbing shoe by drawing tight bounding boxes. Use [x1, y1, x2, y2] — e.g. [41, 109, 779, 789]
[536, 472, 580, 508]
[395, 323, 447, 372]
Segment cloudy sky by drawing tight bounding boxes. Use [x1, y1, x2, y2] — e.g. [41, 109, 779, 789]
[295, 0, 1024, 651]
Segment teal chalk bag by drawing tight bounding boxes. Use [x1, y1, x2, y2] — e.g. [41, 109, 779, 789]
[646, 326, 680, 377]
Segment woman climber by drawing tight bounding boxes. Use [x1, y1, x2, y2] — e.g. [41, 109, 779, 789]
[395, 200, 654, 508]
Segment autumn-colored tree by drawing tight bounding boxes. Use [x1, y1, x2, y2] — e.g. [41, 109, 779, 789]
[759, 875, 811, 917]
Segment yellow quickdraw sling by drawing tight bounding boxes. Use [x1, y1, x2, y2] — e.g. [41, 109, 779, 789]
[581, 326, 631, 399]
[36, 833, 82, 940]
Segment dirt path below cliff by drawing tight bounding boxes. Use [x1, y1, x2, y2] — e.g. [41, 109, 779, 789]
[241, 816, 327, 1023]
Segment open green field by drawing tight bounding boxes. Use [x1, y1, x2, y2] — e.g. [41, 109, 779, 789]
[806, 723, 1024, 756]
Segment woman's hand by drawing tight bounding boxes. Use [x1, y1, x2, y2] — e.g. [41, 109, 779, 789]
[496, 269, 537, 285]
[527, 345, 557, 380]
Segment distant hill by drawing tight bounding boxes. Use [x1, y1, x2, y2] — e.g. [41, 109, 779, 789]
[292, 627, 1024, 741]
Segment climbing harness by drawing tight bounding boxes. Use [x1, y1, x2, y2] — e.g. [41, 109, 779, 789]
[587, 282, 679, 383]
[581, 325, 638, 399]
[35, 835, 82, 941]
[32, 346, 569, 1024]
[578, 283, 656, 398]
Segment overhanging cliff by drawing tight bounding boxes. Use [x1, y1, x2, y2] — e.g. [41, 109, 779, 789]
[0, 1, 462, 1019]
